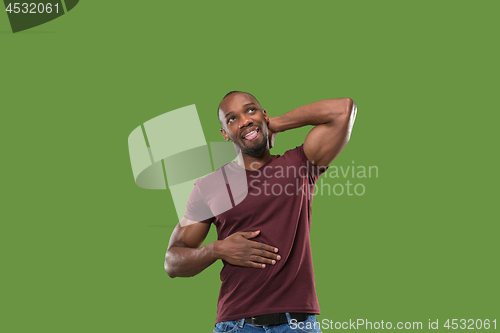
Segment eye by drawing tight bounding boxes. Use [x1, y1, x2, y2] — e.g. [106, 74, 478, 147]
[227, 116, 235, 124]
[248, 108, 256, 113]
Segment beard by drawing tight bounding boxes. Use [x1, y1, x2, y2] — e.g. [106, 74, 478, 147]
[237, 123, 269, 157]
[241, 136, 267, 157]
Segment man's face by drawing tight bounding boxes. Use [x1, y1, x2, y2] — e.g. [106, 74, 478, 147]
[219, 93, 269, 157]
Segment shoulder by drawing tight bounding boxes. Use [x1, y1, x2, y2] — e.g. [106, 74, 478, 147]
[278, 144, 308, 164]
[192, 167, 221, 187]
[278, 144, 328, 181]
[191, 162, 237, 190]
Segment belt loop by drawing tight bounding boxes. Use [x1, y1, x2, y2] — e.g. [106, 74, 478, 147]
[238, 318, 245, 328]
[285, 313, 292, 324]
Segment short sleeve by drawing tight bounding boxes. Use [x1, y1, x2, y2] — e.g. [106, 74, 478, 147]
[183, 181, 216, 224]
[292, 144, 328, 184]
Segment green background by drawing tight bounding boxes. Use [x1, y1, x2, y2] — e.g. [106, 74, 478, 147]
[1, 1, 498, 331]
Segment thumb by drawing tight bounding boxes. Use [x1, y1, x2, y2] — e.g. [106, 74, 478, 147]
[269, 132, 277, 149]
[241, 230, 260, 239]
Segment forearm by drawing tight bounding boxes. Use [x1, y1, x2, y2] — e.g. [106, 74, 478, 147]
[271, 98, 353, 133]
[164, 241, 220, 278]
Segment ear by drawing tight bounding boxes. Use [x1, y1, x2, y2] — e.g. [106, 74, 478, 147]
[220, 128, 231, 141]
[262, 108, 269, 124]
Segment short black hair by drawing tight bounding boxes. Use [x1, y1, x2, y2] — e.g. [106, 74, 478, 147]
[218, 91, 260, 124]
[222, 90, 245, 100]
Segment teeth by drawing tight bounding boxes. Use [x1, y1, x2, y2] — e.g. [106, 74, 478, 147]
[244, 130, 256, 138]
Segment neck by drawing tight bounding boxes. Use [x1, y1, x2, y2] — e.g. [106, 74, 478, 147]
[234, 145, 272, 171]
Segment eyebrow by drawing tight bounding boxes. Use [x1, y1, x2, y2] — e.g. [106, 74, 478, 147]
[225, 103, 256, 118]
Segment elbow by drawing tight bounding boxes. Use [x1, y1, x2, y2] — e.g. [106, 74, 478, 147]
[165, 263, 177, 278]
[344, 98, 357, 141]
[164, 256, 177, 278]
[333, 98, 357, 143]
[326, 98, 356, 121]
[344, 98, 356, 117]
[342, 98, 356, 123]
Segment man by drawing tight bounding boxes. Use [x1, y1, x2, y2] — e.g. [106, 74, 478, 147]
[164, 91, 357, 332]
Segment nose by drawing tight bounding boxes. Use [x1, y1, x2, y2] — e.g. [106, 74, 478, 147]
[238, 114, 253, 129]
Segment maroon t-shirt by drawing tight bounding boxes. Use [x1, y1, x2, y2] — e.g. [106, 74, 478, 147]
[184, 145, 326, 323]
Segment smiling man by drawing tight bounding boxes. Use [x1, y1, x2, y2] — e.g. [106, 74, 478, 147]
[164, 91, 357, 332]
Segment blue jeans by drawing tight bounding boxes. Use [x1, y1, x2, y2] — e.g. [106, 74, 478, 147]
[213, 313, 322, 333]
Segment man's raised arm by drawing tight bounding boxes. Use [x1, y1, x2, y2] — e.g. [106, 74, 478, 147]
[165, 218, 281, 278]
[268, 98, 357, 168]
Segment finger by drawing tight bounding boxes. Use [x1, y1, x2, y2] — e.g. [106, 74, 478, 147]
[245, 261, 267, 269]
[240, 230, 260, 239]
[271, 133, 277, 148]
[250, 241, 279, 255]
[249, 255, 277, 265]
[252, 249, 281, 261]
